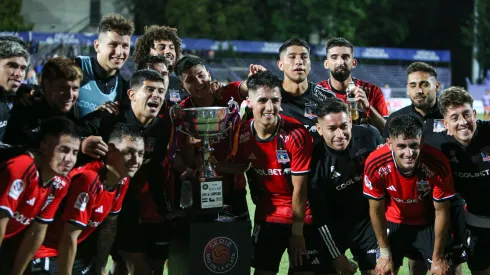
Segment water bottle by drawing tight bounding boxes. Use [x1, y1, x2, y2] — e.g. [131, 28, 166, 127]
[180, 180, 193, 209]
[347, 81, 359, 120]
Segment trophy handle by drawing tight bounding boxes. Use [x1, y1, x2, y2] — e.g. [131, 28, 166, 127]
[169, 104, 181, 125]
[227, 97, 239, 113]
[176, 126, 195, 138]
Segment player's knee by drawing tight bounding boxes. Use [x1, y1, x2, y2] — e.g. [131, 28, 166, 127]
[408, 259, 427, 275]
[360, 269, 376, 275]
[118, 251, 152, 275]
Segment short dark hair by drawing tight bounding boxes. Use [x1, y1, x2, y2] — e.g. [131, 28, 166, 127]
[133, 25, 182, 68]
[438, 86, 474, 116]
[316, 97, 348, 118]
[98, 13, 134, 36]
[246, 71, 282, 93]
[387, 115, 423, 140]
[174, 55, 206, 77]
[130, 69, 165, 89]
[135, 55, 169, 71]
[406, 62, 437, 78]
[41, 57, 82, 83]
[107, 123, 144, 144]
[0, 40, 30, 62]
[326, 37, 354, 55]
[279, 38, 310, 57]
[0, 36, 28, 50]
[40, 116, 81, 141]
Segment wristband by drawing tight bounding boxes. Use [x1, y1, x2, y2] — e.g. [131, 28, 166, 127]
[379, 247, 392, 259]
[291, 222, 304, 236]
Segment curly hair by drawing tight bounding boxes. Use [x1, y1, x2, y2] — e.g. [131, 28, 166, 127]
[438, 86, 473, 116]
[133, 25, 182, 68]
[98, 13, 134, 36]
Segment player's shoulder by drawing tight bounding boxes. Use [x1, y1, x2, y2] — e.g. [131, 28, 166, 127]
[353, 124, 381, 137]
[238, 119, 253, 144]
[311, 82, 336, 98]
[3, 154, 36, 172]
[388, 104, 413, 119]
[178, 97, 193, 108]
[365, 146, 392, 167]
[356, 78, 381, 92]
[280, 115, 308, 133]
[420, 144, 451, 175]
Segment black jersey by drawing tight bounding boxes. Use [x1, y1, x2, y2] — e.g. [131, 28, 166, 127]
[308, 125, 382, 223]
[384, 101, 443, 138]
[308, 125, 381, 258]
[280, 82, 335, 142]
[165, 74, 189, 106]
[425, 120, 490, 217]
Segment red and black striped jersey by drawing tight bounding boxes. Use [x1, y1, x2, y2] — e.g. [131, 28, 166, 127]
[363, 144, 455, 225]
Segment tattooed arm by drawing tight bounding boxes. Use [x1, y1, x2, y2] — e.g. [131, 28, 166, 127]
[93, 215, 118, 275]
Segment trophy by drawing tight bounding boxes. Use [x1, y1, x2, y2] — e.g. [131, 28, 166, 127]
[170, 98, 239, 210]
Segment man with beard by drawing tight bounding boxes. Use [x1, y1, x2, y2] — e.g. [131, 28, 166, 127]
[308, 98, 381, 275]
[0, 40, 29, 140]
[317, 37, 388, 133]
[132, 25, 189, 105]
[424, 87, 490, 275]
[3, 57, 82, 147]
[276, 38, 336, 142]
[384, 62, 467, 275]
[27, 124, 144, 275]
[75, 13, 134, 117]
[78, 70, 171, 275]
[0, 117, 80, 274]
[364, 115, 455, 275]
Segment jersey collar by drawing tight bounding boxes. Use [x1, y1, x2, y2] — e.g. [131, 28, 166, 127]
[251, 115, 281, 143]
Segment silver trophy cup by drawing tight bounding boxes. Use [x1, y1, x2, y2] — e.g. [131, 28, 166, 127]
[170, 99, 239, 209]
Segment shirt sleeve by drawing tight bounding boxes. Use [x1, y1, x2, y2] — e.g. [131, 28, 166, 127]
[0, 160, 30, 217]
[363, 160, 386, 200]
[219, 81, 244, 106]
[287, 127, 313, 175]
[110, 178, 129, 214]
[61, 173, 97, 228]
[432, 156, 456, 202]
[370, 86, 389, 117]
[36, 176, 71, 223]
[232, 128, 251, 166]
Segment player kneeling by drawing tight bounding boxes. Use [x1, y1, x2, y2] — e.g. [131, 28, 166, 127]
[29, 124, 145, 275]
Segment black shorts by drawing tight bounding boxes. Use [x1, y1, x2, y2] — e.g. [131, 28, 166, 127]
[466, 225, 490, 271]
[250, 221, 316, 273]
[313, 218, 377, 273]
[449, 203, 468, 264]
[387, 222, 462, 269]
[30, 256, 93, 275]
[142, 222, 174, 260]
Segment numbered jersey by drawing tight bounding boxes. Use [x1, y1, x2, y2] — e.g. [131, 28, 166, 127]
[234, 115, 313, 224]
[280, 82, 335, 142]
[363, 145, 455, 225]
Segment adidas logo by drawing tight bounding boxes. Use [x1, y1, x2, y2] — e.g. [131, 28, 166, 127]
[450, 156, 459, 163]
[248, 153, 257, 160]
[330, 166, 341, 178]
[311, 257, 320, 265]
[387, 185, 397, 191]
[81, 83, 91, 90]
[26, 197, 36, 206]
[95, 206, 104, 213]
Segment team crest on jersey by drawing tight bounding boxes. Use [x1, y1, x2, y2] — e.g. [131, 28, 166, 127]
[416, 180, 431, 193]
[8, 179, 25, 200]
[481, 152, 490, 162]
[74, 192, 89, 212]
[433, 119, 445, 132]
[169, 89, 181, 102]
[304, 103, 317, 119]
[276, 150, 290, 164]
